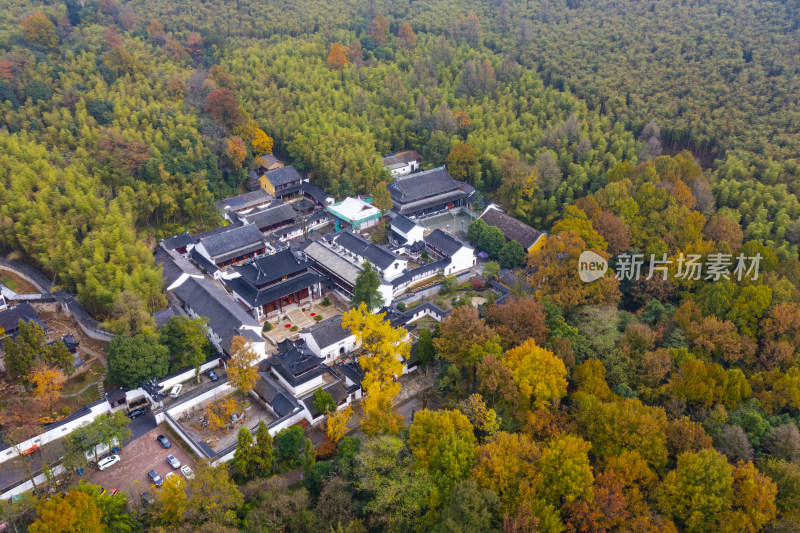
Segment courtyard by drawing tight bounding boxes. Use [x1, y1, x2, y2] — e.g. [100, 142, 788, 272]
[419, 209, 474, 240]
[263, 293, 347, 344]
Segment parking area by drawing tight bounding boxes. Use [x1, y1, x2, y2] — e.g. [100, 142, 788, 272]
[79, 424, 195, 503]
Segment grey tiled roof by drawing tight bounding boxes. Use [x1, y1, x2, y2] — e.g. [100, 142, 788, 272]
[302, 316, 352, 350]
[388, 166, 461, 203]
[330, 231, 400, 270]
[232, 249, 312, 286]
[302, 183, 331, 205]
[155, 247, 202, 287]
[390, 258, 450, 287]
[214, 189, 273, 212]
[301, 381, 348, 418]
[269, 338, 327, 386]
[173, 277, 260, 352]
[425, 229, 468, 257]
[240, 202, 297, 230]
[300, 241, 362, 286]
[393, 190, 468, 215]
[0, 302, 42, 334]
[479, 208, 544, 250]
[161, 232, 195, 251]
[253, 371, 300, 417]
[390, 214, 418, 233]
[263, 165, 303, 187]
[199, 224, 265, 260]
[226, 271, 325, 308]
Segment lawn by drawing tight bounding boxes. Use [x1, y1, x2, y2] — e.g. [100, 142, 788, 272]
[1, 275, 18, 291]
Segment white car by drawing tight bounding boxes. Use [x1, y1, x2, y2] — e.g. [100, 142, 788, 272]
[97, 454, 120, 471]
[169, 384, 183, 398]
[166, 454, 181, 469]
[180, 465, 194, 479]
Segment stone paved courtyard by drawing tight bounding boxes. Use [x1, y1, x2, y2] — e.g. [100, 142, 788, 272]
[263, 295, 344, 344]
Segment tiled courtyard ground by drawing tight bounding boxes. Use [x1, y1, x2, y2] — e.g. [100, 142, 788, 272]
[264, 296, 343, 344]
[420, 210, 474, 240]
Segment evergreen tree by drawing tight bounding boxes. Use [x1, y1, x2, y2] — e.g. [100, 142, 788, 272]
[255, 420, 274, 477]
[351, 260, 383, 310]
[233, 427, 256, 479]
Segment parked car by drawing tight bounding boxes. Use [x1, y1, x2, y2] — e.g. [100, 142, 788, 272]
[156, 435, 172, 449]
[170, 384, 183, 398]
[97, 454, 120, 471]
[180, 465, 194, 479]
[141, 493, 154, 505]
[148, 470, 163, 487]
[127, 407, 150, 419]
[205, 369, 219, 382]
[108, 489, 118, 496]
[97, 488, 106, 495]
[165, 472, 177, 482]
[166, 454, 181, 469]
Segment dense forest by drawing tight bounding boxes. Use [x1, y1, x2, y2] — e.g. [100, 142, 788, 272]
[1, 0, 800, 531]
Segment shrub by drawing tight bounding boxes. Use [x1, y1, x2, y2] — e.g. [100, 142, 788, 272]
[314, 315, 323, 322]
[397, 302, 407, 311]
[316, 439, 337, 460]
[262, 322, 273, 332]
[290, 325, 298, 332]
[322, 296, 331, 307]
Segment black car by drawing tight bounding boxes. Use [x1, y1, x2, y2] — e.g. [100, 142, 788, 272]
[148, 470, 163, 488]
[127, 407, 150, 419]
[141, 492, 155, 505]
[156, 434, 172, 449]
[205, 369, 219, 382]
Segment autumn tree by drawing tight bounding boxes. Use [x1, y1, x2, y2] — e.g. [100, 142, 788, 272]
[536, 434, 594, 505]
[29, 363, 66, 413]
[227, 336, 259, 395]
[472, 431, 539, 512]
[226, 136, 248, 170]
[327, 43, 348, 71]
[251, 128, 273, 155]
[435, 306, 497, 380]
[206, 88, 243, 130]
[397, 22, 417, 50]
[657, 448, 777, 533]
[528, 230, 621, 308]
[341, 304, 408, 435]
[183, 464, 243, 526]
[157, 473, 187, 526]
[503, 339, 567, 411]
[409, 409, 477, 492]
[367, 14, 390, 46]
[327, 404, 352, 442]
[446, 141, 481, 186]
[484, 296, 548, 350]
[577, 397, 669, 470]
[21, 12, 58, 49]
[29, 490, 103, 533]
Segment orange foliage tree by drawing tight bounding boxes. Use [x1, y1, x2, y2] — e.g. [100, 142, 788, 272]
[21, 12, 58, 49]
[327, 43, 348, 71]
